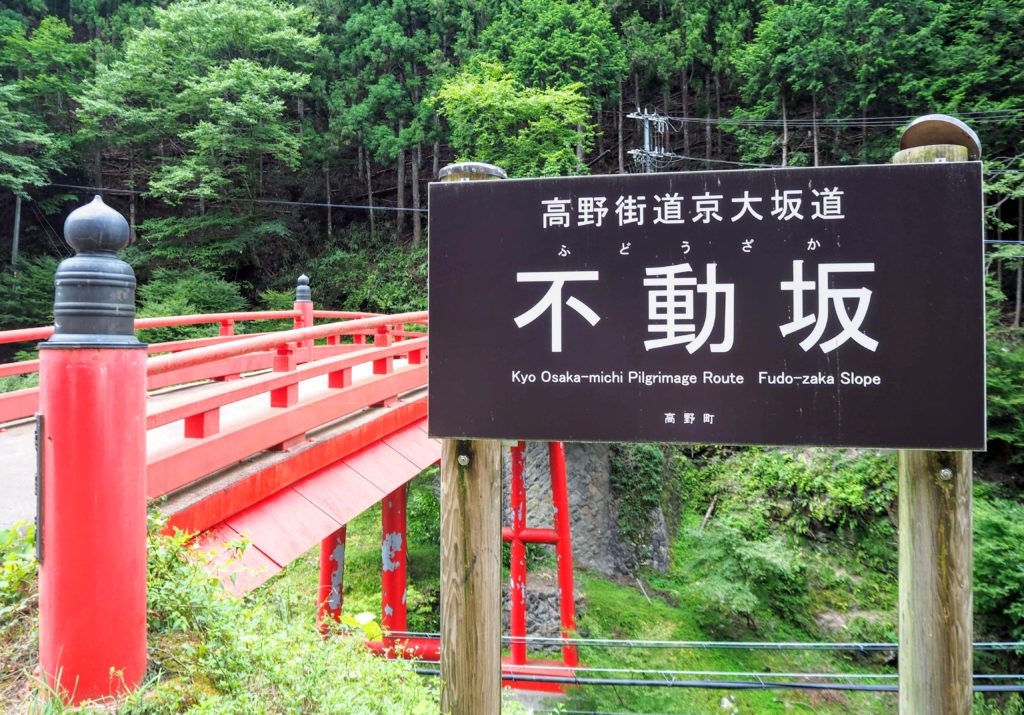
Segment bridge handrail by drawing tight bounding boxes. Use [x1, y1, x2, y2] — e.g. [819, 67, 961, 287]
[146, 311, 429, 376]
[145, 336, 428, 430]
[0, 310, 309, 346]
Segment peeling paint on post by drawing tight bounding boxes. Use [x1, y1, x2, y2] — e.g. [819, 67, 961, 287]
[318, 527, 346, 633]
[381, 485, 408, 637]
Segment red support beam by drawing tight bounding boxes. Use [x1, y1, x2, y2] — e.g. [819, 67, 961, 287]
[318, 527, 346, 634]
[184, 408, 220, 438]
[381, 484, 408, 637]
[549, 442, 579, 667]
[509, 441, 528, 665]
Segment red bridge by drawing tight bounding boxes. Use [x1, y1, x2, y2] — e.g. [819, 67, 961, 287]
[0, 196, 577, 705]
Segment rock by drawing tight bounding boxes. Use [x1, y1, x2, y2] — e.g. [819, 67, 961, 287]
[501, 569, 587, 654]
[502, 442, 669, 577]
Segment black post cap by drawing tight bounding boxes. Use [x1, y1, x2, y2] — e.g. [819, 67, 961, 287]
[295, 274, 312, 302]
[41, 196, 144, 349]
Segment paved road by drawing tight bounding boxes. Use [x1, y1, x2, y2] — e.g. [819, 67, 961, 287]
[0, 362, 389, 530]
[0, 418, 37, 529]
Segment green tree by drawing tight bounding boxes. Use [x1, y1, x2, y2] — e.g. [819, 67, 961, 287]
[0, 83, 57, 196]
[78, 0, 320, 273]
[480, 0, 627, 109]
[433, 60, 593, 178]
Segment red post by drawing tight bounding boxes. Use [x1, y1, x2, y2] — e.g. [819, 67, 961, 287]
[509, 441, 528, 664]
[373, 325, 394, 374]
[294, 274, 314, 362]
[548, 442, 578, 667]
[38, 196, 147, 703]
[381, 484, 408, 637]
[215, 319, 240, 381]
[318, 527, 346, 634]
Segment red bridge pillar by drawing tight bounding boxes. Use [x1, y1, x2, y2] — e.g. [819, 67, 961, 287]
[38, 196, 147, 703]
[381, 484, 408, 637]
[318, 527, 346, 634]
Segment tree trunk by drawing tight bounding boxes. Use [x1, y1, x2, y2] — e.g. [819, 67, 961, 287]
[617, 80, 625, 173]
[366, 154, 375, 241]
[704, 80, 712, 166]
[812, 93, 820, 167]
[715, 72, 722, 156]
[996, 223, 1002, 287]
[129, 194, 136, 245]
[861, 106, 868, 163]
[433, 139, 440, 179]
[325, 162, 332, 239]
[633, 72, 640, 110]
[781, 90, 788, 167]
[358, 145, 364, 181]
[412, 143, 422, 246]
[11, 195, 21, 267]
[1017, 197, 1022, 327]
[681, 66, 690, 158]
[397, 123, 406, 235]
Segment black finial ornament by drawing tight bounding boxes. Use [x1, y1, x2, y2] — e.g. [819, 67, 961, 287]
[41, 196, 144, 348]
[295, 274, 312, 303]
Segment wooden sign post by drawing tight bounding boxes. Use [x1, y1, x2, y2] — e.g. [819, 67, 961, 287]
[437, 162, 507, 715]
[894, 115, 980, 715]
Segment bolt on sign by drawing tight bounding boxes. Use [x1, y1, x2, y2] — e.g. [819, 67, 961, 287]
[428, 163, 985, 449]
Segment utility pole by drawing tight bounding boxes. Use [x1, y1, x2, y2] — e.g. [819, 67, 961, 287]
[627, 107, 682, 173]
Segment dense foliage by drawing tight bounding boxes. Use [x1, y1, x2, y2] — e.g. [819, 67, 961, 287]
[1, 0, 1021, 278]
[1, 0, 1020, 454]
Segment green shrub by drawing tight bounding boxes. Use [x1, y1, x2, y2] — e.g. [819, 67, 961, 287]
[610, 443, 666, 569]
[680, 513, 806, 632]
[129, 514, 442, 713]
[0, 522, 36, 616]
[305, 231, 427, 314]
[407, 468, 440, 548]
[0, 256, 58, 333]
[986, 330, 1024, 464]
[974, 484, 1024, 642]
[136, 268, 249, 343]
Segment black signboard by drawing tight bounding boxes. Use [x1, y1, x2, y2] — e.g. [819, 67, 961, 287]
[428, 163, 985, 449]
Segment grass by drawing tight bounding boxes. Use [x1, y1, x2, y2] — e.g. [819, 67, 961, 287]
[3, 459, 1022, 713]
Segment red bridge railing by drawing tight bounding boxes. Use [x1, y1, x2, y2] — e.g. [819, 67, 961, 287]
[0, 308, 425, 423]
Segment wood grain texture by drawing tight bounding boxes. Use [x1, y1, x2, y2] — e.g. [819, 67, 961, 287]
[895, 134, 973, 715]
[440, 438, 502, 715]
[898, 449, 973, 714]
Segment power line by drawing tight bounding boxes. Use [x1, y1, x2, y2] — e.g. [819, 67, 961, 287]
[611, 107, 1024, 129]
[45, 183, 426, 213]
[387, 632, 1024, 651]
[412, 669, 1024, 693]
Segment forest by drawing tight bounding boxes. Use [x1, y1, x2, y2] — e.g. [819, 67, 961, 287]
[1, 1, 1023, 713]
[0, 0, 1022, 318]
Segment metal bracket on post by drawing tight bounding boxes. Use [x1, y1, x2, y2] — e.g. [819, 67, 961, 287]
[34, 413, 43, 564]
